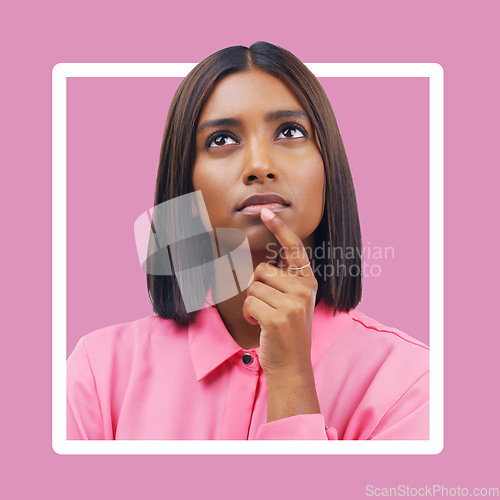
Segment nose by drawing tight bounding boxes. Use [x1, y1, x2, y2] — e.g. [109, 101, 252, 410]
[241, 138, 279, 185]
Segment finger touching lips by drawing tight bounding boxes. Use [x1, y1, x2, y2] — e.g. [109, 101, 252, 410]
[260, 207, 311, 272]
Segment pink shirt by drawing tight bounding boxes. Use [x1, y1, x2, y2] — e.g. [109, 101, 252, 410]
[67, 302, 429, 440]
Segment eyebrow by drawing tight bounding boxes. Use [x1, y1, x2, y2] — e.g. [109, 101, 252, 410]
[197, 109, 309, 134]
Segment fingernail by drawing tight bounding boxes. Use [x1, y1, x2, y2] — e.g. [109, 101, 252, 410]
[261, 207, 275, 221]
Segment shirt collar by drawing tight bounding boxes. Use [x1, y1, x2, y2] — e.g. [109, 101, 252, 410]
[188, 305, 244, 381]
[188, 301, 353, 382]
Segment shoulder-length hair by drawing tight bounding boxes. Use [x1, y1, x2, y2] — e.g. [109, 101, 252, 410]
[148, 41, 362, 324]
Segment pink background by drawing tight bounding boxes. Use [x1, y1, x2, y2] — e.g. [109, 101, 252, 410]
[67, 76, 429, 355]
[3, 0, 499, 498]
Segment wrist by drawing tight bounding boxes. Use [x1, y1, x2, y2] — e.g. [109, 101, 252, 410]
[266, 374, 314, 392]
[265, 363, 315, 387]
[265, 368, 320, 423]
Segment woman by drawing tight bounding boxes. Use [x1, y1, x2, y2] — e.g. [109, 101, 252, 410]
[67, 42, 429, 440]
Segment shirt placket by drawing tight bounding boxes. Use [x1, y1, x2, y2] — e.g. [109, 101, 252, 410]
[219, 350, 260, 439]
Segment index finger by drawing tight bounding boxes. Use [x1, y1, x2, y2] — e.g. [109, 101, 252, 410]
[260, 207, 311, 271]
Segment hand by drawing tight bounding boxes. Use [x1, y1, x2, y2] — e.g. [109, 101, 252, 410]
[242, 207, 320, 421]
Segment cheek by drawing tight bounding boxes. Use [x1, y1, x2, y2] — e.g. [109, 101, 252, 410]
[191, 163, 204, 193]
[302, 159, 326, 216]
[191, 164, 228, 227]
[192, 165, 217, 201]
[192, 160, 228, 193]
[289, 158, 325, 242]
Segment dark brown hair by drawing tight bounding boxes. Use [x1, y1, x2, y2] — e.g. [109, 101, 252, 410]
[147, 41, 362, 324]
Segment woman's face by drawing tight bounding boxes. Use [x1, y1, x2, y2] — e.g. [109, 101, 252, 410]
[192, 68, 325, 253]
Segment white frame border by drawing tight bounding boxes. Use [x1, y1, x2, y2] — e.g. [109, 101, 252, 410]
[52, 62, 444, 455]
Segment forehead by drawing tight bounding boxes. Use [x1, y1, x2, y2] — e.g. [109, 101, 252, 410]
[199, 69, 304, 120]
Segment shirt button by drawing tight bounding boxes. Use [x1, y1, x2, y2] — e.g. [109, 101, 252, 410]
[242, 353, 253, 365]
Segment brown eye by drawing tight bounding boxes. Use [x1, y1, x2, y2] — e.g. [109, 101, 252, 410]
[207, 133, 238, 148]
[277, 125, 306, 139]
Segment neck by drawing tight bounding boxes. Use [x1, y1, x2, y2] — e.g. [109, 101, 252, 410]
[214, 248, 275, 349]
[216, 292, 261, 349]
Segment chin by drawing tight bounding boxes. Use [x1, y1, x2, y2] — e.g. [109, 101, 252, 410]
[245, 228, 280, 255]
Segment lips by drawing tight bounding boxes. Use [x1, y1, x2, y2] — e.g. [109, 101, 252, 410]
[237, 193, 289, 215]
